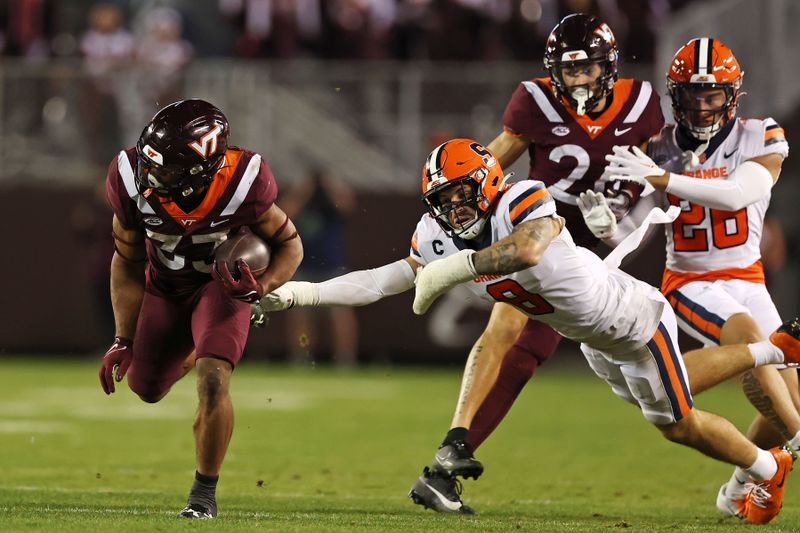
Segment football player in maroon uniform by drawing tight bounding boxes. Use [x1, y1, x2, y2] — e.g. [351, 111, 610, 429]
[408, 13, 666, 513]
[101, 99, 303, 519]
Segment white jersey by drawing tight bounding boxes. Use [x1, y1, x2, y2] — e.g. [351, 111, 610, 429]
[410, 181, 663, 351]
[648, 118, 788, 295]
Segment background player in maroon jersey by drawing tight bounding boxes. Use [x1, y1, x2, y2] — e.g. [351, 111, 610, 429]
[408, 13, 665, 513]
[101, 99, 303, 519]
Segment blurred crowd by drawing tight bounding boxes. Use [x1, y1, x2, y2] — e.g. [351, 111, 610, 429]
[2, 0, 696, 64]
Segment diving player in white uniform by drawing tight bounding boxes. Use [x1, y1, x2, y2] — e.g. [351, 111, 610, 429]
[258, 138, 800, 522]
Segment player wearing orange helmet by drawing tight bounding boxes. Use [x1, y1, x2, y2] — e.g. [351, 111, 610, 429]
[259, 138, 800, 519]
[395, 12, 667, 513]
[607, 38, 797, 524]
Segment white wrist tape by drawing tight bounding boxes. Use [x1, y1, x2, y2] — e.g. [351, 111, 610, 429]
[665, 160, 773, 211]
[317, 259, 416, 306]
[412, 249, 477, 315]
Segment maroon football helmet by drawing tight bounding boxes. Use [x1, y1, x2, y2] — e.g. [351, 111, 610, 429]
[136, 99, 230, 200]
[543, 13, 618, 115]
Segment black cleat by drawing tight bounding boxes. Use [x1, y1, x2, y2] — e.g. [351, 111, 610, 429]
[431, 440, 484, 480]
[408, 466, 475, 514]
[179, 503, 216, 519]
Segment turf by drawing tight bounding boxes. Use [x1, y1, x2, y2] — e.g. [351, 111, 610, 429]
[0, 357, 798, 531]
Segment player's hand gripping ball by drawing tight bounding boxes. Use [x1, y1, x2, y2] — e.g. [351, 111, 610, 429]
[213, 230, 271, 303]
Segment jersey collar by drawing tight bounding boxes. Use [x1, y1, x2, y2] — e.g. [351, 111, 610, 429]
[675, 119, 735, 158]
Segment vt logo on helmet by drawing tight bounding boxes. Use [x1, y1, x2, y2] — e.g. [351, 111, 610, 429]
[135, 99, 230, 202]
[667, 38, 744, 141]
[421, 139, 509, 240]
[543, 13, 619, 116]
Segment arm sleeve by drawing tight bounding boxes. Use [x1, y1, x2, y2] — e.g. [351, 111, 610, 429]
[665, 160, 774, 211]
[316, 259, 416, 306]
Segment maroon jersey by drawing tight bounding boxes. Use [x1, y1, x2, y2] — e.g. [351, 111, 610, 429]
[503, 77, 664, 247]
[106, 147, 278, 296]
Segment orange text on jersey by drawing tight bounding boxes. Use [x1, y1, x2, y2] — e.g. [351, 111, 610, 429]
[473, 274, 503, 283]
[682, 167, 728, 179]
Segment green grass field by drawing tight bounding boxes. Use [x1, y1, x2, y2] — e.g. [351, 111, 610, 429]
[1, 357, 798, 531]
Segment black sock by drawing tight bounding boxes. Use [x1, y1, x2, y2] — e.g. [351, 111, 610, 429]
[187, 471, 219, 514]
[441, 427, 469, 447]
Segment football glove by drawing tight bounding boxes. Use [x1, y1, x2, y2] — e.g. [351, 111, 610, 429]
[99, 336, 133, 395]
[577, 191, 618, 239]
[413, 250, 477, 315]
[605, 145, 661, 196]
[212, 259, 264, 303]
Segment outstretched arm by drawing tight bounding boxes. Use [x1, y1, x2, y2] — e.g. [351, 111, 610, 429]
[259, 257, 419, 311]
[413, 216, 564, 315]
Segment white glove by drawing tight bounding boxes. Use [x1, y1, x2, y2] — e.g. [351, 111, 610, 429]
[577, 191, 618, 239]
[260, 281, 319, 312]
[605, 145, 661, 197]
[413, 249, 477, 315]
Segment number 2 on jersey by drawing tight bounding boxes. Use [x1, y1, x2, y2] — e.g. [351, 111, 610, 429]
[486, 279, 554, 315]
[668, 194, 748, 251]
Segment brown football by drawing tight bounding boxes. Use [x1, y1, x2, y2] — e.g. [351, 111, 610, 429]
[214, 231, 271, 279]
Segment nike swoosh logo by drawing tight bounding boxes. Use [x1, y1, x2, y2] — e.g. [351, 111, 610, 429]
[724, 148, 738, 158]
[614, 127, 632, 136]
[776, 464, 788, 488]
[210, 219, 230, 228]
[424, 482, 463, 511]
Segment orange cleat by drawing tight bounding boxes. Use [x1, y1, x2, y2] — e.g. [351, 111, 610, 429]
[742, 446, 795, 524]
[770, 318, 800, 364]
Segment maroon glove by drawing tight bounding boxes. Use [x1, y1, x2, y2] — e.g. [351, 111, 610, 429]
[212, 259, 265, 303]
[99, 336, 133, 395]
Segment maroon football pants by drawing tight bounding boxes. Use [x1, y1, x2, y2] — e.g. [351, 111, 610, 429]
[126, 280, 250, 401]
[468, 319, 562, 449]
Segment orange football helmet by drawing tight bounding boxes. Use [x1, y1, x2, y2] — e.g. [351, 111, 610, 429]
[421, 139, 509, 240]
[667, 38, 744, 141]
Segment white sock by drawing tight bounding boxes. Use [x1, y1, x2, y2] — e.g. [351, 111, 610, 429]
[788, 430, 800, 452]
[748, 340, 783, 367]
[725, 467, 750, 498]
[744, 448, 778, 481]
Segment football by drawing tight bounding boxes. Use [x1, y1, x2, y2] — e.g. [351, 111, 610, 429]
[604, 179, 644, 219]
[214, 230, 271, 279]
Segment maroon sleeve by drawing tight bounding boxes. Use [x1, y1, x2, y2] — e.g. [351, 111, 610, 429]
[641, 86, 666, 140]
[105, 153, 139, 229]
[502, 83, 537, 138]
[248, 156, 278, 219]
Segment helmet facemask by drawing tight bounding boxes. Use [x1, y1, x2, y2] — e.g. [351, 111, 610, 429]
[668, 81, 741, 141]
[547, 55, 616, 115]
[135, 148, 225, 202]
[424, 175, 489, 240]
